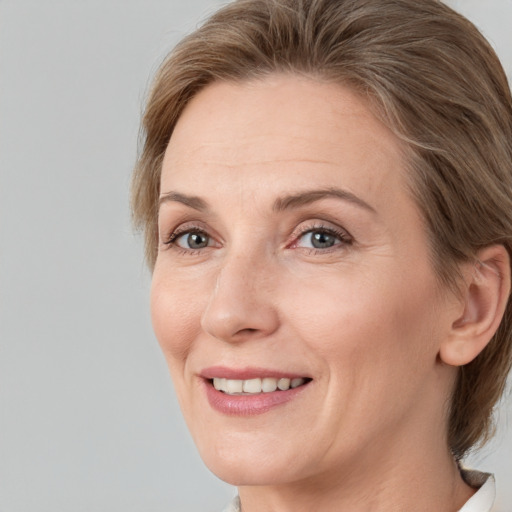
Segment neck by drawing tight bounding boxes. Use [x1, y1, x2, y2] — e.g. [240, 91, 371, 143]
[238, 418, 475, 512]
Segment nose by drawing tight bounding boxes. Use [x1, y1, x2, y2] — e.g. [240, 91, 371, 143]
[200, 251, 280, 343]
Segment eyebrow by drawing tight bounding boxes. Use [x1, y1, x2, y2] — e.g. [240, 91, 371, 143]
[273, 187, 376, 214]
[159, 191, 209, 211]
[158, 187, 376, 214]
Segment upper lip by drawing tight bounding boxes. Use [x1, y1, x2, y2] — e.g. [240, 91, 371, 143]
[200, 366, 311, 380]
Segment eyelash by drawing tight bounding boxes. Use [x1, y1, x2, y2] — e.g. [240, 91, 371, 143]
[289, 223, 353, 254]
[162, 226, 212, 254]
[161, 222, 353, 255]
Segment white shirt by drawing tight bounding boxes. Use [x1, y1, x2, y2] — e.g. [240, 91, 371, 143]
[221, 471, 496, 512]
[459, 470, 496, 512]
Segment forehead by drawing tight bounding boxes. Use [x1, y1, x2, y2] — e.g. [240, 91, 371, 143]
[161, 75, 408, 209]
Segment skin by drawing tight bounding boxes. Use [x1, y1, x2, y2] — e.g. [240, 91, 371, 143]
[151, 75, 480, 511]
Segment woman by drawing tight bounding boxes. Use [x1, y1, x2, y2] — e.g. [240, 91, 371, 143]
[132, 0, 512, 510]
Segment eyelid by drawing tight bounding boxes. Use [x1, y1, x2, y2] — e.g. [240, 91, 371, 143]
[166, 227, 209, 247]
[159, 218, 208, 242]
[159, 220, 222, 254]
[286, 220, 354, 254]
[288, 220, 353, 247]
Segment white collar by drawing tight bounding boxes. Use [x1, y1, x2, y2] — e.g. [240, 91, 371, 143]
[222, 495, 240, 512]
[458, 470, 495, 512]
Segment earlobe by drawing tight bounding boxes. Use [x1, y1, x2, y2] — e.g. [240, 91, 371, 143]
[439, 245, 511, 367]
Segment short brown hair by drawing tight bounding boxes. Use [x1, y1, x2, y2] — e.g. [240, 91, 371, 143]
[132, 0, 512, 459]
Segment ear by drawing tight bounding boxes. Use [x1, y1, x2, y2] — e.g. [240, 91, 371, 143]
[439, 245, 511, 367]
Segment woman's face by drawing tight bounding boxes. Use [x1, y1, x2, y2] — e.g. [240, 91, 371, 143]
[152, 76, 457, 486]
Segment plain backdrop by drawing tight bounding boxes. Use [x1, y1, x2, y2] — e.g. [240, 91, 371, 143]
[0, 1, 510, 511]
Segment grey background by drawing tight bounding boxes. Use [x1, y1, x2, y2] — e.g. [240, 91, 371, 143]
[0, 1, 510, 511]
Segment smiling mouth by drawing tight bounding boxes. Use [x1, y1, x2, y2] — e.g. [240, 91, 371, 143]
[211, 377, 312, 395]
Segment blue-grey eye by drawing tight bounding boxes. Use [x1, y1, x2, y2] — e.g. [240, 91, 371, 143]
[175, 231, 210, 249]
[297, 229, 341, 249]
[312, 231, 336, 248]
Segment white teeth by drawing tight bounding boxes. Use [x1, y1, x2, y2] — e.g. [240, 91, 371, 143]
[277, 378, 291, 390]
[291, 378, 306, 388]
[261, 377, 278, 392]
[213, 378, 225, 391]
[243, 378, 262, 393]
[225, 379, 243, 394]
[212, 376, 308, 395]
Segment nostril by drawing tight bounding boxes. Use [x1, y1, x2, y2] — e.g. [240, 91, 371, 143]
[233, 327, 259, 336]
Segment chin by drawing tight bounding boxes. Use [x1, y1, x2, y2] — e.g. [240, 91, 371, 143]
[196, 435, 308, 486]
[205, 458, 293, 487]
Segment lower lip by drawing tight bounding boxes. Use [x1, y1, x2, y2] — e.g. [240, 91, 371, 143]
[203, 380, 310, 416]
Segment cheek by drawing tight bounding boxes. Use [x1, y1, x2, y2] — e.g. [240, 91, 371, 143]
[150, 270, 205, 370]
[281, 266, 443, 448]
[282, 263, 440, 379]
